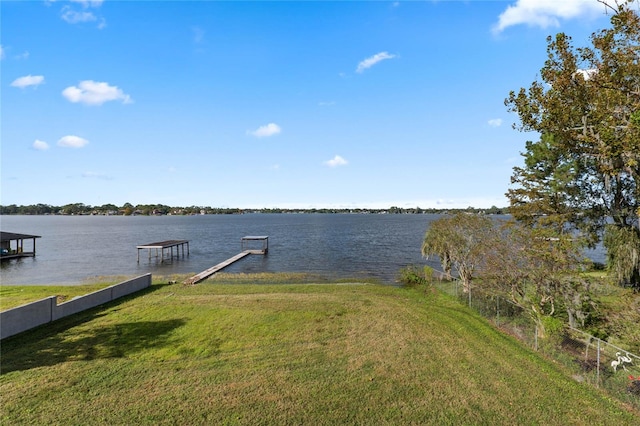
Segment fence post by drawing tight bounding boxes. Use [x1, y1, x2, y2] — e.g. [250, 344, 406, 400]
[596, 339, 600, 387]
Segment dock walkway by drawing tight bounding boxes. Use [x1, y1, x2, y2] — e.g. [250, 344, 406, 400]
[183, 251, 251, 285]
[183, 236, 268, 285]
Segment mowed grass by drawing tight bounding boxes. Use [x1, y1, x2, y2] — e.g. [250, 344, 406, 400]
[0, 274, 160, 310]
[1, 281, 638, 425]
[1, 282, 118, 310]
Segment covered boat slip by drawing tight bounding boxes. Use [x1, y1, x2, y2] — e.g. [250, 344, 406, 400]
[0, 232, 41, 260]
[137, 239, 190, 263]
[240, 235, 269, 254]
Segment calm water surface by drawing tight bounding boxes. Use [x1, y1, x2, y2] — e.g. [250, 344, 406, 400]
[1, 214, 606, 286]
[1, 214, 443, 285]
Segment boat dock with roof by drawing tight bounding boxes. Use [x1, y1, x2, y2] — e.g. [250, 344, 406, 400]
[1, 232, 41, 260]
[137, 239, 190, 263]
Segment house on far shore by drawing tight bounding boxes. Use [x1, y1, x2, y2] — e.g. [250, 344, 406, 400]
[1, 232, 41, 260]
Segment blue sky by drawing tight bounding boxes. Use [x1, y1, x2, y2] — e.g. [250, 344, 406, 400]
[1, 0, 613, 209]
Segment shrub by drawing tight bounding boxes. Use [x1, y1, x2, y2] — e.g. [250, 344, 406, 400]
[397, 265, 428, 287]
[541, 316, 565, 339]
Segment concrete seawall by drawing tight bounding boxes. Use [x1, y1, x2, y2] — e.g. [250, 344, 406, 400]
[1, 274, 152, 340]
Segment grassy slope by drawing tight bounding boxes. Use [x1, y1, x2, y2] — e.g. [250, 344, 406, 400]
[1, 282, 638, 425]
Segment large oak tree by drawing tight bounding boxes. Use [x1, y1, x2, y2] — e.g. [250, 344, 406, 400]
[506, 0, 640, 288]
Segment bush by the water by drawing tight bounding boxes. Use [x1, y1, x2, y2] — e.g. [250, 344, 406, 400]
[397, 264, 433, 287]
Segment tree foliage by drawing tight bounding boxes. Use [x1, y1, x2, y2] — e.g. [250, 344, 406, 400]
[604, 224, 640, 286]
[505, 0, 640, 287]
[421, 217, 454, 279]
[507, 133, 597, 245]
[480, 223, 593, 336]
[421, 213, 495, 292]
[423, 216, 595, 336]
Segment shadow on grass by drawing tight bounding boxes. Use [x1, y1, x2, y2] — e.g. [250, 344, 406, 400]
[1, 284, 186, 374]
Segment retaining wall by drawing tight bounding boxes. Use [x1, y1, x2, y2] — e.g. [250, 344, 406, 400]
[1, 274, 152, 339]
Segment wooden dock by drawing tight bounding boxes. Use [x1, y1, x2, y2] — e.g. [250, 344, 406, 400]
[137, 240, 189, 263]
[183, 251, 251, 285]
[241, 235, 269, 254]
[183, 236, 268, 285]
[1, 232, 41, 260]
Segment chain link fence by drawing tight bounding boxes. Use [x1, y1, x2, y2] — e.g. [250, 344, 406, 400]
[431, 275, 640, 410]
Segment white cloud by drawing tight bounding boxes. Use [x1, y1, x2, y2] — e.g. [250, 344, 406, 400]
[15, 51, 29, 60]
[324, 155, 348, 168]
[575, 68, 598, 81]
[0, 45, 5, 60]
[61, 7, 97, 24]
[488, 118, 503, 127]
[356, 51, 396, 73]
[60, 1, 105, 28]
[248, 123, 281, 138]
[11, 75, 45, 89]
[493, 0, 604, 34]
[62, 80, 132, 106]
[70, 0, 104, 7]
[32, 140, 50, 151]
[58, 135, 89, 148]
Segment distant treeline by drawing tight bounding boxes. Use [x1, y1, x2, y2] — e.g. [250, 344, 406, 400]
[0, 203, 508, 216]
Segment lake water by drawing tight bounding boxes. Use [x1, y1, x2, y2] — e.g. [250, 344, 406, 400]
[0, 214, 606, 286]
[0, 214, 445, 285]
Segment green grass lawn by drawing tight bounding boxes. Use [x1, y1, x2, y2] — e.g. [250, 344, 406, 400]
[1, 282, 116, 310]
[1, 279, 638, 425]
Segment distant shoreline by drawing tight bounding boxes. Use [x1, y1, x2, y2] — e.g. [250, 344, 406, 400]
[0, 205, 509, 216]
